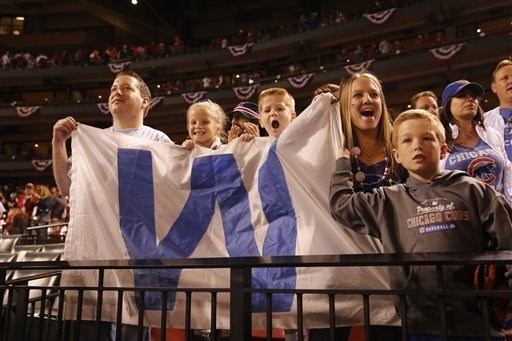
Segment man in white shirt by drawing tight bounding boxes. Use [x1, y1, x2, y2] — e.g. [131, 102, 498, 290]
[51, 70, 172, 341]
[484, 59, 512, 161]
[52, 70, 173, 197]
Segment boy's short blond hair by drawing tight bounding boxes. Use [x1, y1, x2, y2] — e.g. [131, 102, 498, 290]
[392, 109, 446, 147]
[258, 87, 295, 113]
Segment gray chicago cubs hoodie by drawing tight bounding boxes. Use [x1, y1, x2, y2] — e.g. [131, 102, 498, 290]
[330, 157, 512, 336]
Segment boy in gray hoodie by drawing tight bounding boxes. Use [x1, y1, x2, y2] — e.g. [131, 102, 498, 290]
[330, 109, 512, 339]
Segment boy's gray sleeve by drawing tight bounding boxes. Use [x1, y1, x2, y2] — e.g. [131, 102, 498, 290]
[329, 157, 385, 240]
[483, 194, 512, 291]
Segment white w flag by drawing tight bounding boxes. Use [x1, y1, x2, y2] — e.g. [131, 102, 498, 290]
[62, 93, 397, 329]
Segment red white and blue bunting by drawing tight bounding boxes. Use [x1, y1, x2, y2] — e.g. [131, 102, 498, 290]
[181, 91, 207, 104]
[343, 59, 375, 75]
[108, 61, 131, 73]
[97, 102, 110, 115]
[287, 73, 315, 88]
[363, 8, 396, 24]
[16, 106, 41, 118]
[149, 96, 164, 109]
[227, 43, 254, 57]
[429, 43, 466, 61]
[31, 159, 52, 172]
[232, 84, 259, 100]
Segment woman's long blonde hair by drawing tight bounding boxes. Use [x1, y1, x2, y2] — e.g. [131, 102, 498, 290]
[338, 72, 393, 158]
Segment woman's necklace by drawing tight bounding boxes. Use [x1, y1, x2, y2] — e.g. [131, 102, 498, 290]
[360, 144, 381, 161]
[455, 125, 478, 146]
[456, 131, 477, 146]
[351, 146, 390, 184]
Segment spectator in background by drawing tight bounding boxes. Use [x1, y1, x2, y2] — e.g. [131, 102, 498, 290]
[8, 210, 30, 235]
[378, 39, 392, 55]
[434, 30, 446, 45]
[227, 102, 261, 142]
[22, 183, 40, 217]
[49, 185, 67, 222]
[1, 51, 11, 69]
[201, 75, 212, 88]
[410, 90, 440, 117]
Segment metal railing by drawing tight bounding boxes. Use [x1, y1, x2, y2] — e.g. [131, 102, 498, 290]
[1, 250, 511, 341]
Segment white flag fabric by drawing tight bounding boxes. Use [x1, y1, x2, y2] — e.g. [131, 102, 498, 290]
[62, 93, 398, 329]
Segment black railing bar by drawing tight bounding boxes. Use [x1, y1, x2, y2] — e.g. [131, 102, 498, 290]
[56, 289, 65, 340]
[95, 268, 105, 341]
[480, 298, 492, 341]
[26, 222, 68, 231]
[76, 289, 84, 341]
[137, 290, 145, 341]
[328, 293, 336, 341]
[296, 294, 304, 341]
[246, 288, 512, 299]
[210, 292, 217, 341]
[159, 291, 168, 341]
[4, 284, 511, 301]
[38, 289, 48, 341]
[4, 289, 15, 339]
[3, 250, 512, 271]
[398, 295, 407, 341]
[436, 264, 448, 341]
[115, 289, 123, 341]
[5, 284, 510, 300]
[266, 292, 272, 340]
[363, 294, 370, 341]
[185, 291, 192, 341]
[3, 285, 230, 294]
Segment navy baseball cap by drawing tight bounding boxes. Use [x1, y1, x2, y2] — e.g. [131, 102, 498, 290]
[441, 80, 484, 107]
[227, 102, 259, 120]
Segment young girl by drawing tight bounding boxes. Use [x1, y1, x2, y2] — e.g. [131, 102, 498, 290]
[182, 100, 227, 150]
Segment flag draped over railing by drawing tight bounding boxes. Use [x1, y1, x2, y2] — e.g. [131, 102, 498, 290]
[61, 93, 397, 329]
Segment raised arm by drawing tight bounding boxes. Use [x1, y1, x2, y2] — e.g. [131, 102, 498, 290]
[52, 117, 77, 197]
[329, 154, 385, 240]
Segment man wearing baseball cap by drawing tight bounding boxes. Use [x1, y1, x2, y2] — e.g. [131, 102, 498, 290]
[227, 101, 263, 142]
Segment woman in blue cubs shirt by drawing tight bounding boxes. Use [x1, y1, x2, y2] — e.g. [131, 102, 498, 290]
[440, 80, 512, 205]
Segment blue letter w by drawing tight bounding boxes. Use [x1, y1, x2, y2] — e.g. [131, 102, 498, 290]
[118, 144, 296, 312]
